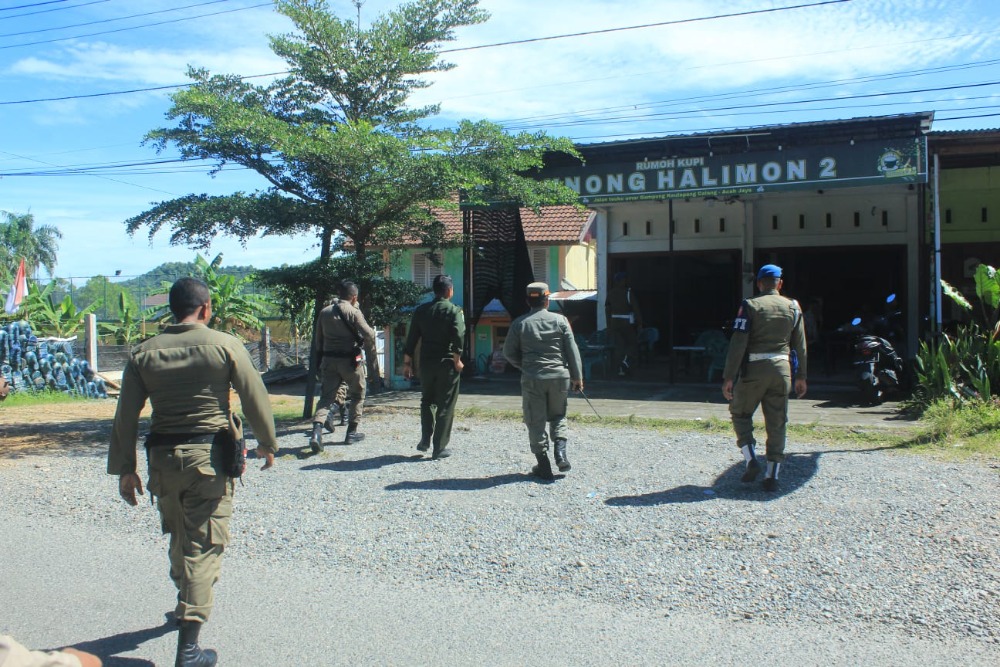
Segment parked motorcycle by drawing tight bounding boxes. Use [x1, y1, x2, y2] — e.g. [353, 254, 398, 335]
[854, 333, 904, 405]
[847, 294, 906, 405]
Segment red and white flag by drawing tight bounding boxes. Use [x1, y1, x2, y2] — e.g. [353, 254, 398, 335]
[4, 258, 27, 315]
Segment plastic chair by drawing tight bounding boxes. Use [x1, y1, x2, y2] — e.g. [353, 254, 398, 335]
[694, 329, 730, 382]
[577, 332, 609, 379]
[636, 327, 660, 364]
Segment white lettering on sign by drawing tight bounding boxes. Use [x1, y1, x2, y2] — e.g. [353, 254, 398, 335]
[635, 159, 675, 170]
[563, 176, 581, 193]
[607, 173, 624, 193]
[657, 170, 675, 189]
[787, 159, 806, 180]
[585, 175, 603, 194]
[679, 168, 698, 188]
[762, 161, 782, 182]
[736, 164, 757, 183]
[702, 167, 718, 187]
[628, 172, 646, 191]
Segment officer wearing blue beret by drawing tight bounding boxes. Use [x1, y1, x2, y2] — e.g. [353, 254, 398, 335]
[721, 264, 808, 491]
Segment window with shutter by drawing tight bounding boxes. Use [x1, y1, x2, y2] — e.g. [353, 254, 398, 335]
[530, 247, 549, 283]
[412, 251, 442, 288]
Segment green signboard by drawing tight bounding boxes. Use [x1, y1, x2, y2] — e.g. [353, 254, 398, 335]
[543, 137, 927, 204]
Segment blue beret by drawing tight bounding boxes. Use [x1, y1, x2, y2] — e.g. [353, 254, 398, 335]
[757, 264, 782, 280]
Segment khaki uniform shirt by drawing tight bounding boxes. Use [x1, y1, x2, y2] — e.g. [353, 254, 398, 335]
[606, 285, 641, 324]
[722, 289, 808, 380]
[0, 636, 82, 667]
[314, 298, 377, 359]
[503, 308, 583, 381]
[403, 297, 465, 366]
[108, 322, 278, 476]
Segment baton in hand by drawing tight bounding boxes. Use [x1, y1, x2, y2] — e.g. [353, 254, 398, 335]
[577, 388, 601, 419]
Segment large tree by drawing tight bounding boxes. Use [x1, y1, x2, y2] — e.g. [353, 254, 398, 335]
[125, 0, 580, 413]
[127, 0, 577, 287]
[1, 210, 62, 279]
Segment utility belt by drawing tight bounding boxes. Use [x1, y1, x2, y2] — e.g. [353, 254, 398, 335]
[144, 431, 219, 448]
[747, 352, 787, 362]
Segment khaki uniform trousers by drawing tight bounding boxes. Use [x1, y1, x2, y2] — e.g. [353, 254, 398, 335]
[729, 358, 792, 462]
[314, 357, 366, 426]
[521, 376, 570, 454]
[419, 360, 461, 453]
[609, 318, 638, 372]
[147, 445, 233, 624]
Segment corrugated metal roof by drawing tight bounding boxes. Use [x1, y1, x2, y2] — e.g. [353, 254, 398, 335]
[417, 205, 595, 245]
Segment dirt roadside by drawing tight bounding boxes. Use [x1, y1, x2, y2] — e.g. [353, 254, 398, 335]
[0, 383, 307, 458]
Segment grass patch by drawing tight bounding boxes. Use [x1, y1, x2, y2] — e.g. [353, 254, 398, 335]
[448, 405, 924, 450]
[896, 398, 1000, 460]
[0, 390, 90, 408]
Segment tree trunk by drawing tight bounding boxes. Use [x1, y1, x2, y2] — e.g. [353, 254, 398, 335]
[302, 225, 336, 420]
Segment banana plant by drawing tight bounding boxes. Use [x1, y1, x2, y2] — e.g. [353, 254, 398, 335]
[19, 281, 101, 337]
[98, 291, 159, 345]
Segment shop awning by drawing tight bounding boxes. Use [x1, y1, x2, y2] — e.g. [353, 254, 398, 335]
[549, 290, 597, 301]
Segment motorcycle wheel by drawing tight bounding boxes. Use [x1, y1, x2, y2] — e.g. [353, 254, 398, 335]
[860, 380, 881, 406]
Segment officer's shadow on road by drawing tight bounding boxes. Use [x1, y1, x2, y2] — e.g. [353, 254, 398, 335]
[605, 452, 822, 505]
[60, 616, 174, 667]
[385, 472, 557, 491]
[301, 453, 425, 472]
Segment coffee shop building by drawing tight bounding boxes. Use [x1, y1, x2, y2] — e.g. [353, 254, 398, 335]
[535, 112, 1000, 376]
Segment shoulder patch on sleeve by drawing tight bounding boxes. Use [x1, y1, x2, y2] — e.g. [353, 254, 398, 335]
[732, 300, 751, 333]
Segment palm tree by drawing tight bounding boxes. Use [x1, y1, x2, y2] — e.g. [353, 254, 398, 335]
[0, 210, 62, 278]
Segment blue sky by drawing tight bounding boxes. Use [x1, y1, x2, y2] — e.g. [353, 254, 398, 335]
[2, 0, 1000, 282]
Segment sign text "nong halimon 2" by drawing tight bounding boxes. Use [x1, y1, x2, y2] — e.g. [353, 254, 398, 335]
[542, 137, 926, 204]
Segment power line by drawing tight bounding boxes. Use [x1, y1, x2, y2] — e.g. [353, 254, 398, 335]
[0, 0, 73, 11]
[0, 0, 110, 22]
[0, 1, 272, 50]
[0, 0, 856, 102]
[0, 71, 287, 106]
[441, 0, 852, 53]
[0, 0, 236, 38]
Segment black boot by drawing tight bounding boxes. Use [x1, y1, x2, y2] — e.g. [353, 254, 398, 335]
[344, 423, 365, 444]
[338, 402, 348, 426]
[553, 438, 571, 472]
[531, 452, 555, 480]
[309, 422, 324, 453]
[176, 621, 217, 667]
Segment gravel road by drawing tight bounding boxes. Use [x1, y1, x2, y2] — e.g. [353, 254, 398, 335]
[1, 411, 998, 666]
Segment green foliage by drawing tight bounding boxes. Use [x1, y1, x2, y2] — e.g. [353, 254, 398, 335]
[255, 252, 427, 330]
[74, 276, 137, 320]
[195, 253, 273, 334]
[914, 397, 1000, 459]
[20, 281, 101, 337]
[142, 254, 273, 337]
[98, 292, 159, 345]
[910, 264, 1000, 411]
[125, 0, 581, 335]
[0, 210, 62, 279]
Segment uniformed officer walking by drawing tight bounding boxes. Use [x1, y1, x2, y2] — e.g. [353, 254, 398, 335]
[402, 274, 465, 459]
[606, 271, 642, 376]
[721, 264, 807, 491]
[309, 280, 378, 452]
[503, 282, 584, 480]
[108, 277, 278, 667]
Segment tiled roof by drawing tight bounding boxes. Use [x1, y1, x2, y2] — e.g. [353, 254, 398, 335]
[425, 205, 595, 245]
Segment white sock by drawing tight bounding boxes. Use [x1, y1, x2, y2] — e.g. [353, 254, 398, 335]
[740, 444, 756, 463]
[765, 461, 780, 479]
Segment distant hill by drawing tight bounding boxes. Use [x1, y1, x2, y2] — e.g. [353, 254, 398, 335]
[121, 261, 259, 292]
